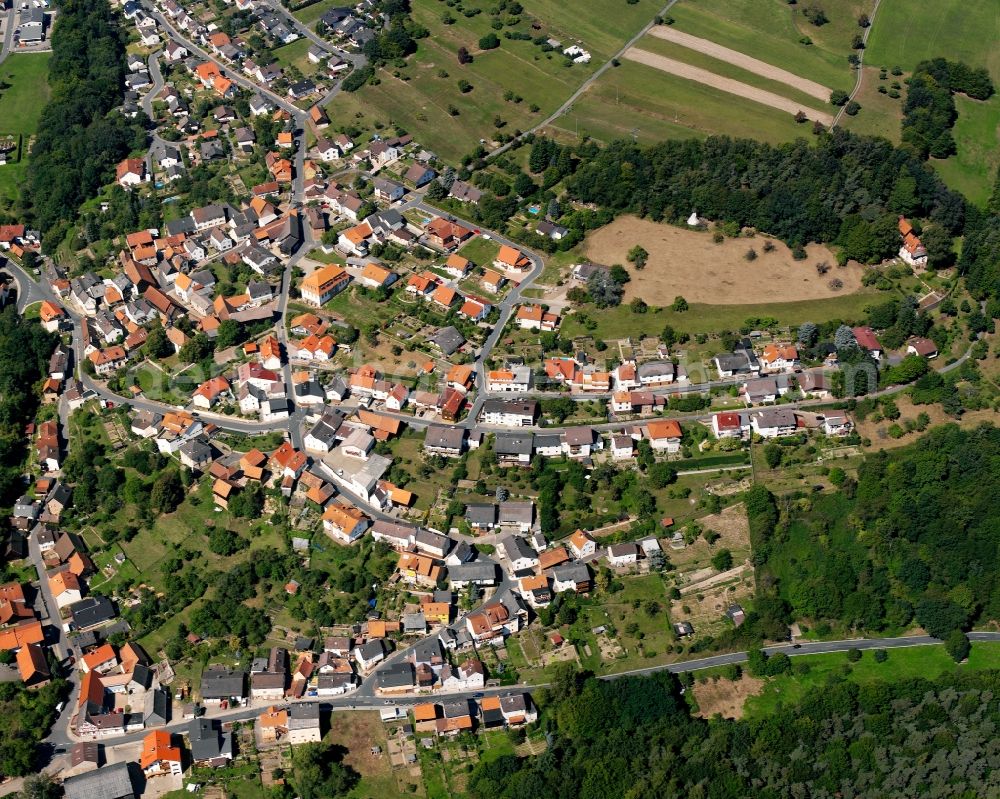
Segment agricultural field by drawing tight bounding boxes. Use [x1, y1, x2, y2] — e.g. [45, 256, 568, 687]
[327, 0, 663, 161]
[862, 0, 1000, 204]
[0, 53, 52, 207]
[557, 0, 879, 147]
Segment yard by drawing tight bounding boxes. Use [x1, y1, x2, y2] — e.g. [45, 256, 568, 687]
[272, 38, 320, 77]
[325, 711, 421, 799]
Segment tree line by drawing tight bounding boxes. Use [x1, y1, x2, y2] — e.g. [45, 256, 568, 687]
[22, 0, 148, 249]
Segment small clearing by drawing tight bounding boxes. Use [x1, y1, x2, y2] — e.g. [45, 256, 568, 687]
[583, 216, 861, 305]
[646, 26, 832, 101]
[623, 48, 834, 125]
[692, 674, 765, 719]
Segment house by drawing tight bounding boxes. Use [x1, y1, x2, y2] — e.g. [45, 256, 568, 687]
[404, 163, 436, 187]
[852, 326, 883, 360]
[714, 349, 760, 378]
[742, 376, 782, 406]
[50, 571, 84, 608]
[607, 542, 640, 567]
[760, 344, 799, 372]
[610, 433, 634, 460]
[189, 717, 234, 767]
[485, 367, 532, 394]
[443, 254, 472, 279]
[353, 639, 386, 672]
[116, 158, 147, 188]
[449, 180, 482, 204]
[288, 702, 322, 744]
[372, 177, 405, 202]
[200, 667, 246, 707]
[141, 730, 183, 777]
[538, 546, 569, 571]
[907, 337, 938, 359]
[823, 412, 853, 436]
[193, 376, 231, 409]
[494, 245, 531, 272]
[749, 408, 798, 438]
[712, 412, 748, 439]
[62, 762, 136, 799]
[494, 433, 533, 466]
[516, 304, 558, 331]
[567, 529, 597, 559]
[518, 574, 552, 607]
[536, 220, 568, 240]
[429, 326, 466, 356]
[646, 419, 682, 453]
[17, 643, 50, 689]
[39, 301, 66, 333]
[323, 504, 370, 543]
[397, 552, 443, 587]
[448, 561, 498, 588]
[481, 270, 506, 293]
[562, 427, 595, 459]
[898, 217, 928, 267]
[499, 536, 538, 573]
[424, 425, 465, 458]
[481, 398, 536, 426]
[551, 561, 592, 593]
[358, 263, 397, 289]
[88, 346, 127, 377]
[424, 217, 473, 250]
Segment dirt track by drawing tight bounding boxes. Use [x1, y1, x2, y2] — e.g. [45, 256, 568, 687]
[624, 48, 834, 126]
[646, 26, 833, 102]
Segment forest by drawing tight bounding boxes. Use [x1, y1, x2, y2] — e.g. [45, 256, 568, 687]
[562, 130, 965, 263]
[469, 666, 1000, 799]
[0, 307, 58, 507]
[752, 424, 1000, 642]
[22, 0, 147, 248]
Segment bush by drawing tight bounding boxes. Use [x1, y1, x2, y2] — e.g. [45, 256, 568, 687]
[873, 648, 888, 663]
[846, 648, 863, 662]
[478, 33, 500, 50]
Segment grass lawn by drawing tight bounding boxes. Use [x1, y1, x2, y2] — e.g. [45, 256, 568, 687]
[0, 53, 52, 207]
[839, 66, 903, 142]
[324, 284, 401, 327]
[272, 38, 319, 77]
[551, 60, 813, 148]
[559, 288, 881, 339]
[743, 642, 1000, 718]
[667, 0, 861, 91]
[456, 236, 500, 267]
[328, 0, 663, 161]
[292, 0, 343, 26]
[930, 93, 1000, 207]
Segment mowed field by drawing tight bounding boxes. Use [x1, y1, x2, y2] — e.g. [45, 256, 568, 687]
[0, 53, 52, 207]
[582, 215, 862, 305]
[553, 0, 869, 147]
[327, 0, 663, 161]
[862, 0, 1000, 205]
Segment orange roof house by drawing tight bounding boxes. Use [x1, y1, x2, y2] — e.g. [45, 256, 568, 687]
[647, 419, 682, 441]
[0, 620, 45, 651]
[140, 730, 182, 774]
[538, 546, 570, 570]
[446, 363, 474, 390]
[195, 62, 222, 84]
[16, 643, 50, 688]
[495, 245, 531, 271]
[39, 301, 65, 323]
[431, 285, 459, 308]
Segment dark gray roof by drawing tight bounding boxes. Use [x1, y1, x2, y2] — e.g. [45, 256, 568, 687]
[482, 398, 538, 418]
[465, 504, 496, 527]
[500, 535, 537, 562]
[429, 326, 465, 355]
[356, 639, 385, 660]
[189, 717, 232, 762]
[494, 432, 533, 456]
[498, 501, 533, 525]
[63, 762, 135, 799]
[69, 595, 117, 629]
[448, 561, 497, 583]
[424, 425, 465, 450]
[200, 667, 245, 700]
[376, 662, 415, 689]
[551, 561, 590, 583]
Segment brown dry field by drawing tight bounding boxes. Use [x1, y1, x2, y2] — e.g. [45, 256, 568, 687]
[857, 396, 999, 451]
[692, 674, 764, 719]
[670, 503, 751, 570]
[583, 215, 864, 305]
[327, 711, 394, 780]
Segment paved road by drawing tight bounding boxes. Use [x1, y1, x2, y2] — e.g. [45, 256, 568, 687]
[0, 6, 15, 65]
[141, 49, 165, 119]
[489, 0, 682, 158]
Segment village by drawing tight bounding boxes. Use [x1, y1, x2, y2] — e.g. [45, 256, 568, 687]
[0, 0, 971, 793]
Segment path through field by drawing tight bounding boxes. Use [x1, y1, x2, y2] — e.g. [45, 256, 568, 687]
[623, 47, 834, 125]
[646, 25, 833, 102]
